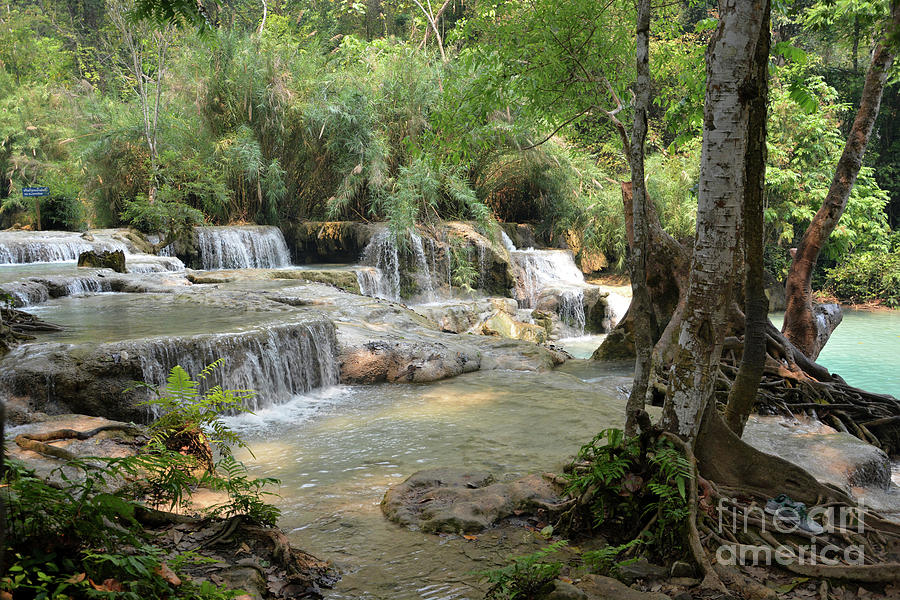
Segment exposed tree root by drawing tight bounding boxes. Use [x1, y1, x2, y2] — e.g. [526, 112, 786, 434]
[711, 328, 900, 456]
[555, 416, 900, 598]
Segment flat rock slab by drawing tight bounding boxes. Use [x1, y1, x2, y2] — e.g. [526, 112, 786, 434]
[547, 577, 672, 600]
[6, 414, 145, 488]
[382, 468, 564, 534]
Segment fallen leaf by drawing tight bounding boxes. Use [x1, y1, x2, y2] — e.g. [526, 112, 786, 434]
[67, 572, 87, 584]
[156, 562, 182, 586]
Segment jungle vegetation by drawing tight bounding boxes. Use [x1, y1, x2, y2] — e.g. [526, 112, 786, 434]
[0, 0, 898, 301]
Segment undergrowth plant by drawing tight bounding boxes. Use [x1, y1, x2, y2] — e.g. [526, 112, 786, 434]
[565, 429, 692, 570]
[481, 540, 568, 600]
[2, 361, 282, 598]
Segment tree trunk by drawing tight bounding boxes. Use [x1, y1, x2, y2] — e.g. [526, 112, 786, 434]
[660, 0, 768, 441]
[625, 0, 653, 436]
[724, 4, 770, 437]
[783, 2, 899, 360]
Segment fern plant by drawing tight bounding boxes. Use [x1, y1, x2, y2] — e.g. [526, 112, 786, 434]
[481, 540, 568, 600]
[564, 429, 693, 566]
[137, 360, 254, 466]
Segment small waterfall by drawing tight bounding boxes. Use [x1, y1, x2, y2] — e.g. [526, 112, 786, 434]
[360, 231, 401, 301]
[500, 230, 517, 253]
[0, 280, 50, 307]
[138, 321, 339, 412]
[196, 226, 291, 270]
[558, 288, 587, 335]
[0, 275, 113, 306]
[0, 231, 128, 264]
[354, 267, 396, 300]
[126, 256, 184, 273]
[409, 233, 436, 302]
[510, 249, 586, 308]
[63, 277, 110, 296]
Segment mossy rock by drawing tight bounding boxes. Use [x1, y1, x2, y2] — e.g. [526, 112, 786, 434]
[77, 250, 126, 273]
[269, 269, 361, 294]
[480, 310, 547, 344]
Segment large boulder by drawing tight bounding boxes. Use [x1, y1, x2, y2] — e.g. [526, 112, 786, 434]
[77, 249, 126, 273]
[382, 468, 565, 534]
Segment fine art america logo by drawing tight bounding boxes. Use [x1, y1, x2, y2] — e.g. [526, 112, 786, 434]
[713, 498, 868, 566]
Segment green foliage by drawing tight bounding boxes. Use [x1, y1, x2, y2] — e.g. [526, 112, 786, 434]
[2, 458, 240, 600]
[565, 429, 692, 564]
[135, 361, 282, 525]
[140, 361, 252, 454]
[825, 250, 900, 307]
[3, 361, 281, 598]
[481, 540, 568, 600]
[766, 74, 891, 257]
[449, 236, 479, 293]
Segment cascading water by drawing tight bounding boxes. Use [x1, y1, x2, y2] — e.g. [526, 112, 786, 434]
[196, 226, 291, 270]
[506, 235, 589, 334]
[558, 288, 587, 334]
[360, 231, 401, 301]
[500, 230, 517, 254]
[359, 229, 440, 302]
[139, 321, 340, 413]
[0, 231, 128, 264]
[410, 233, 436, 302]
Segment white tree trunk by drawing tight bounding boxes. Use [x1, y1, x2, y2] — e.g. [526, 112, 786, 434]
[660, 0, 768, 441]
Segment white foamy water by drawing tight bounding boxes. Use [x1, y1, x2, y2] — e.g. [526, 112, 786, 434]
[197, 226, 291, 270]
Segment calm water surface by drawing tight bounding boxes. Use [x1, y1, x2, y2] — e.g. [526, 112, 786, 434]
[772, 309, 900, 397]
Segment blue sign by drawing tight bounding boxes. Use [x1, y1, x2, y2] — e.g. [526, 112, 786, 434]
[23, 186, 49, 197]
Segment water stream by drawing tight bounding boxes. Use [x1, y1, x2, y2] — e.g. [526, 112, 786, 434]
[771, 309, 900, 397]
[223, 366, 631, 599]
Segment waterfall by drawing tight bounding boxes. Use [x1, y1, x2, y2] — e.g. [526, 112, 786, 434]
[196, 226, 291, 270]
[500, 230, 517, 253]
[359, 229, 442, 302]
[138, 321, 339, 413]
[409, 232, 436, 302]
[0, 231, 128, 264]
[360, 231, 401, 301]
[0, 275, 113, 307]
[354, 266, 396, 301]
[126, 256, 184, 273]
[510, 249, 585, 308]
[558, 287, 587, 335]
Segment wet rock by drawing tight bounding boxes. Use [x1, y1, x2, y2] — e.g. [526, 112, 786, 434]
[339, 338, 480, 384]
[669, 560, 695, 578]
[78, 249, 126, 273]
[269, 269, 360, 294]
[546, 580, 588, 599]
[577, 574, 671, 600]
[479, 310, 548, 344]
[6, 414, 145, 488]
[382, 468, 564, 534]
[617, 558, 669, 584]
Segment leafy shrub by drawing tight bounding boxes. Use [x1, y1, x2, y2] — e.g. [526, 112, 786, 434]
[825, 251, 900, 307]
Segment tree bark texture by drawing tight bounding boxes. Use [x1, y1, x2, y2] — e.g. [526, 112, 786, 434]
[625, 0, 654, 436]
[724, 2, 770, 437]
[660, 0, 768, 442]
